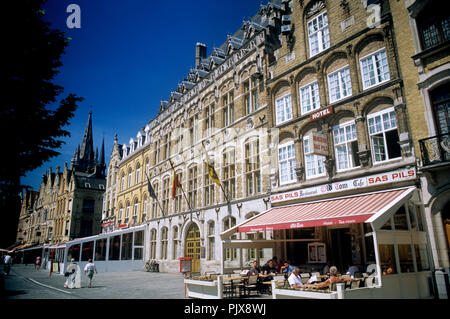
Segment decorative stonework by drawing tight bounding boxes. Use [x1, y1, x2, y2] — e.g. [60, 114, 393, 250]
[306, 1, 325, 18]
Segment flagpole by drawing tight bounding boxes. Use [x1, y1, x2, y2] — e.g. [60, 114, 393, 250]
[201, 141, 232, 216]
[146, 172, 166, 217]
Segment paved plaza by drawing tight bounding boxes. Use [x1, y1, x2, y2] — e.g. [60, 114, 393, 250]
[2, 264, 186, 299]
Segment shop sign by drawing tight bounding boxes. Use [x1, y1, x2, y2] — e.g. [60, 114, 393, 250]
[310, 106, 333, 121]
[101, 220, 114, 228]
[270, 167, 416, 203]
[311, 132, 328, 156]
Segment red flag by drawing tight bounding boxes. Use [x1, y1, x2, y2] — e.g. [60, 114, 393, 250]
[171, 172, 181, 199]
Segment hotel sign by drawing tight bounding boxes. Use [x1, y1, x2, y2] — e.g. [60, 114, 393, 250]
[270, 167, 416, 203]
[310, 106, 333, 121]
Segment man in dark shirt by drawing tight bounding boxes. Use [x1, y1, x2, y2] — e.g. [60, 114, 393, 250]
[261, 259, 277, 275]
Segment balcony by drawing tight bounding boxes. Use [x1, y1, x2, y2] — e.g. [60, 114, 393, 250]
[419, 133, 450, 166]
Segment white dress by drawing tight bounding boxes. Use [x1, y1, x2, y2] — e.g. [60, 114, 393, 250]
[65, 263, 81, 289]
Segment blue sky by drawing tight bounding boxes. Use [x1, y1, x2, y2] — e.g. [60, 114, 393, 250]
[22, 0, 263, 190]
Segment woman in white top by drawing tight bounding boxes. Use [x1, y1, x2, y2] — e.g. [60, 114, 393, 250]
[84, 258, 98, 288]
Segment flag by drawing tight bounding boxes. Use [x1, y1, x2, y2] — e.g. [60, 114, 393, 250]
[171, 171, 181, 199]
[201, 140, 221, 186]
[146, 172, 157, 200]
[206, 161, 221, 186]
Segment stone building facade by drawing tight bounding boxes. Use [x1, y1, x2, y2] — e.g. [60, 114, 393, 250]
[400, 0, 450, 274]
[106, 2, 291, 273]
[22, 112, 106, 245]
[99, 0, 448, 283]
[15, 190, 39, 244]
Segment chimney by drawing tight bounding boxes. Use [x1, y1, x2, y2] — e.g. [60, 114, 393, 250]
[195, 42, 207, 68]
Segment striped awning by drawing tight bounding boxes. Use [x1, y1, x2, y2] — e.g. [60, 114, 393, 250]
[237, 188, 416, 233]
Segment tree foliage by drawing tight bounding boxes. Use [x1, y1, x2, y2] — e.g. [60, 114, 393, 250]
[0, 0, 83, 246]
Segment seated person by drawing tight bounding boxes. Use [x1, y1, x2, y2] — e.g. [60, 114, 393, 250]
[280, 260, 294, 276]
[346, 264, 359, 278]
[261, 259, 277, 275]
[287, 267, 303, 289]
[260, 259, 277, 281]
[322, 261, 332, 275]
[272, 256, 279, 271]
[305, 266, 353, 289]
[247, 260, 261, 276]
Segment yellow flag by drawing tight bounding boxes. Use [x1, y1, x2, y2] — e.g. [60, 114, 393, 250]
[206, 161, 221, 186]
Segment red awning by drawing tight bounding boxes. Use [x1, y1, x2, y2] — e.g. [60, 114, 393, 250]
[238, 188, 414, 232]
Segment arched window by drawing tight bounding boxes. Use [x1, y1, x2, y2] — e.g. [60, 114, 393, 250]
[332, 119, 359, 171]
[125, 202, 130, 224]
[133, 198, 139, 224]
[142, 195, 148, 222]
[151, 182, 159, 218]
[188, 165, 198, 209]
[207, 221, 215, 260]
[173, 171, 183, 213]
[222, 89, 235, 126]
[223, 216, 237, 260]
[367, 107, 401, 163]
[162, 176, 170, 215]
[150, 229, 157, 259]
[161, 227, 168, 260]
[205, 103, 215, 137]
[244, 77, 258, 115]
[430, 83, 450, 135]
[204, 160, 215, 206]
[278, 141, 296, 185]
[118, 203, 123, 225]
[222, 148, 236, 201]
[135, 163, 141, 185]
[127, 168, 132, 188]
[327, 64, 352, 103]
[172, 226, 180, 259]
[245, 138, 261, 196]
[306, 1, 330, 57]
[120, 173, 125, 191]
[304, 130, 326, 179]
[275, 92, 292, 125]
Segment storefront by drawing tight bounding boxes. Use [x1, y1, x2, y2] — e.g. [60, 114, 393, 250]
[220, 168, 436, 298]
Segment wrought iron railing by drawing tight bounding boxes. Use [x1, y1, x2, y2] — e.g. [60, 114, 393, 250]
[419, 132, 450, 166]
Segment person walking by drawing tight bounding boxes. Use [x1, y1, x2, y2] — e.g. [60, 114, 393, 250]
[64, 258, 81, 289]
[84, 258, 98, 288]
[3, 254, 12, 275]
[35, 256, 41, 270]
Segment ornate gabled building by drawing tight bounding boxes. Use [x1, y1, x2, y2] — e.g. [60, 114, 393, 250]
[104, 0, 286, 273]
[23, 111, 106, 245]
[16, 189, 39, 244]
[101, 133, 123, 233]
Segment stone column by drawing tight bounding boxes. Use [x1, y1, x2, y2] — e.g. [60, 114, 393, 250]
[346, 44, 361, 95]
[355, 104, 371, 167]
[290, 75, 299, 119]
[393, 87, 413, 158]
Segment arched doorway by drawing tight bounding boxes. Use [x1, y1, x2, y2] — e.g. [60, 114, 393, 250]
[185, 223, 200, 273]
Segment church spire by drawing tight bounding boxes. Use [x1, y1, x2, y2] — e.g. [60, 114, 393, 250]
[79, 110, 94, 163]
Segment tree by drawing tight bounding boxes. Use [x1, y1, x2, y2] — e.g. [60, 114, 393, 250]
[0, 0, 83, 247]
